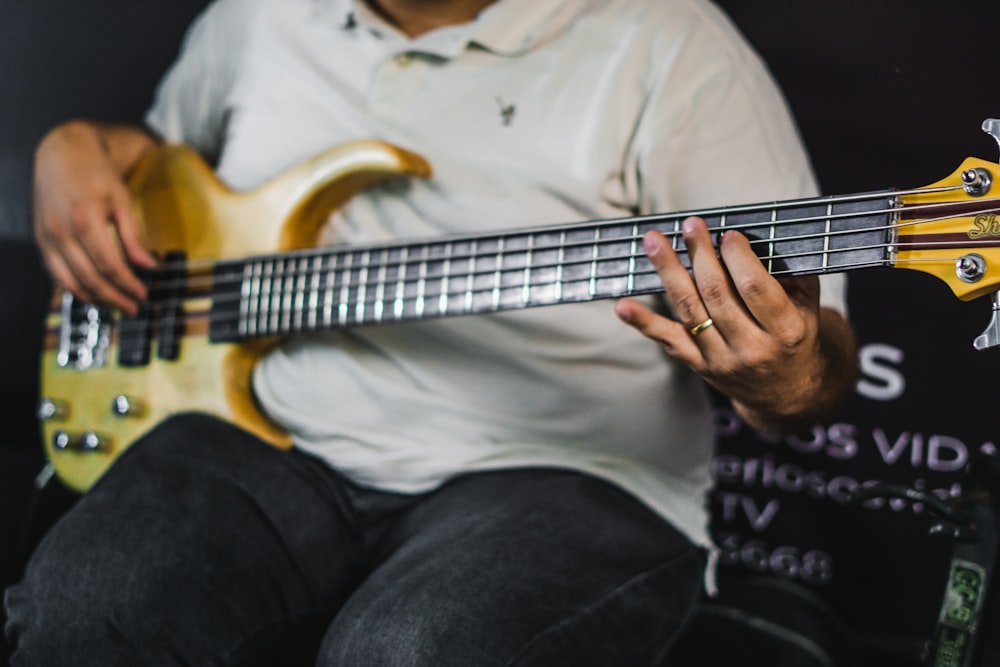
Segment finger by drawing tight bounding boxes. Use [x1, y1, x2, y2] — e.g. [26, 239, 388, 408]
[719, 231, 812, 339]
[35, 215, 98, 302]
[681, 217, 749, 336]
[614, 298, 705, 370]
[109, 186, 155, 269]
[39, 246, 96, 303]
[61, 240, 141, 314]
[642, 228, 712, 329]
[72, 197, 148, 302]
[640, 227, 724, 358]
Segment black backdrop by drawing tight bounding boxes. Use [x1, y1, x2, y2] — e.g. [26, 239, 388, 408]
[707, 0, 1000, 664]
[3, 1, 1000, 665]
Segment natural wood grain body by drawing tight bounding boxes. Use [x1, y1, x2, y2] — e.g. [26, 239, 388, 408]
[40, 141, 431, 492]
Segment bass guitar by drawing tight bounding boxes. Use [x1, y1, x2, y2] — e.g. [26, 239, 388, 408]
[39, 119, 1000, 492]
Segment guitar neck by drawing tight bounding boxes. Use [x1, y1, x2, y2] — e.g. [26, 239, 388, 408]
[206, 190, 895, 342]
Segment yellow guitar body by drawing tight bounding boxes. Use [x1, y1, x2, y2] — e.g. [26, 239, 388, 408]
[40, 141, 431, 492]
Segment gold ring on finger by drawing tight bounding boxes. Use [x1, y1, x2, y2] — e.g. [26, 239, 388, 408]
[689, 317, 714, 337]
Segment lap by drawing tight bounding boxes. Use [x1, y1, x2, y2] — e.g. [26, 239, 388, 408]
[5, 413, 404, 665]
[321, 469, 705, 667]
[6, 416, 704, 667]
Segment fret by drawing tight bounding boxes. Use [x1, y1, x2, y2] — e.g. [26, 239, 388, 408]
[439, 243, 452, 315]
[250, 261, 262, 336]
[394, 247, 408, 320]
[594, 224, 633, 298]
[323, 252, 337, 328]
[589, 227, 600, 297]
[520, 235, 531, 305]
[307, 254, 321, 330]
[415, 245, 428, 318]
[672, 217, 681, 251]
[774, 202, 832, 274]
[338, 253, 352, 326]
[273, 258, 285, 333]
[823, 202, 832, 270]
[824, 194, 893, 271]
[492, 237, 504, 310]
[293, 256, 308, 331]
[627, 223, 638, 294]
[465, 240, 477, 312]
[280, 257, 295, 333]
[273, 257, 286, 333]
[374, 248, 388, 322]
[238, 263, 252, 336]
[260, 259, 274, 335]
[768, 208, 777, 274]
[423, 242, 447, 316]
[556, 231, 565, 302]
[356, 251, 370, 323]
[524, 231, 559, 304]
[269, 258, 281, 334]
[559, 228, 596, 302]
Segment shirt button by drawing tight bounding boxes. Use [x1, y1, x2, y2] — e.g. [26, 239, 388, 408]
[394, 52, 414, 67]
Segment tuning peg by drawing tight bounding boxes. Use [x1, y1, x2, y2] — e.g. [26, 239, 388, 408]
[974, 291, 1000, 351]
[984, 118, 1000, 158]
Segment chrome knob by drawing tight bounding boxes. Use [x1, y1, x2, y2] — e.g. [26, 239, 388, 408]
[37, 398, 69, 421]
[52, 430, 72, 450]
[79, 431, 109, 452]
[111, 394, 146, 418]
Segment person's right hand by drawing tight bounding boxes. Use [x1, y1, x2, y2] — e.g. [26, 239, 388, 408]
[33, 121, 157, 315]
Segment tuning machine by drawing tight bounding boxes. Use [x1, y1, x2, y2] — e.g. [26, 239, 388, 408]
[969, 120, 1000, 351]
[974, 292, 1000, 351]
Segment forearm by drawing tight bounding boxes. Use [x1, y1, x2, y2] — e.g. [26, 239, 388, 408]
[37, 119, 159, 180]
[732, 306, 858, 434]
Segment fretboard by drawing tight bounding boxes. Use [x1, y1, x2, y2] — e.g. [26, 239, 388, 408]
[207, 191, 894, 342]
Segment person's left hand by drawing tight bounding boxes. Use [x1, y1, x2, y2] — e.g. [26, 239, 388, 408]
[615, 216, 848, 433]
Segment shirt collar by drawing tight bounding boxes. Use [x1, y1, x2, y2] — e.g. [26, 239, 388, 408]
[327, 0, 588, 58]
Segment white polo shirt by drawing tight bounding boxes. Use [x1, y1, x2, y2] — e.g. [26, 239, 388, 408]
[147, 0, 843, 550]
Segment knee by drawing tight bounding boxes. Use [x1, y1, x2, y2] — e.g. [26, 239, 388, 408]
[317, 602, 482, 667]
[3, 485, 188, 665]
[5, 548, 136, 665]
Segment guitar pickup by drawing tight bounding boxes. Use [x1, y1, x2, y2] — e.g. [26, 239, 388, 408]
[155, 251, 187, 361]
[118, 266, 154, 367]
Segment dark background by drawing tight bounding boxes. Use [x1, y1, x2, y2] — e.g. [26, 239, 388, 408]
[2, 1, 1000, 665]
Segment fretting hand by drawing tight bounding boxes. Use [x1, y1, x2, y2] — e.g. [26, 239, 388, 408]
[615, 216, 856, 433]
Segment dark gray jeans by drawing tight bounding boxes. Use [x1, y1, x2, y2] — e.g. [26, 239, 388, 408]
[5, 413, 704, 666]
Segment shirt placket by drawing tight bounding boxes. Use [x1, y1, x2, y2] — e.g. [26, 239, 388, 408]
[366, 45, 432, 123]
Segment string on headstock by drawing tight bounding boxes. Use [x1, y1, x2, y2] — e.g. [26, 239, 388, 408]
[894, 119, 1000, 349]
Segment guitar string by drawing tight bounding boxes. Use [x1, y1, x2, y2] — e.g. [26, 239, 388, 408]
[70, 190, 999, 339]
[106, 246, 992, 341]
[105, 203, 1000, 339]
[124, 197, 1000, 300]
[136, 190, 1000, 296]
[138, 187, 957, 276]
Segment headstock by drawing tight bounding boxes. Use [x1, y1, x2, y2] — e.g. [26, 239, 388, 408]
[893, 119, 1000, 349]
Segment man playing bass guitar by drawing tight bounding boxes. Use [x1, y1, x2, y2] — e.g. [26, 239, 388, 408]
[6, 0, 857, 664]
